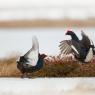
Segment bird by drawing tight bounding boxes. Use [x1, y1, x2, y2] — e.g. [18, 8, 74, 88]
[59, 30, 95, 63]
[17, 36, 47, 78]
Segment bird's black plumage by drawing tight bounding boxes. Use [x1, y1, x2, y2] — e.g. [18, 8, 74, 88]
[66, 30, 80, 42]
[17, 54, 46, 78]
[59, 30, 95, 63]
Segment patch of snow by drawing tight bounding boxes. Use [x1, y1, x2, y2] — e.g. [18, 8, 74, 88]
[0, 78, 95, 95]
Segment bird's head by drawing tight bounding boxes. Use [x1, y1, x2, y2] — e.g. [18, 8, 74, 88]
[65, 30, 74, 35]
[39, 53, 47, 59]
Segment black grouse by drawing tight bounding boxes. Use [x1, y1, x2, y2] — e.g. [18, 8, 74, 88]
[17, 36, 46, 78]
[59, 30, 95, 63]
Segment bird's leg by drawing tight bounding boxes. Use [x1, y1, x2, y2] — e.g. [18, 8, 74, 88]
[21, 73, 28, 78]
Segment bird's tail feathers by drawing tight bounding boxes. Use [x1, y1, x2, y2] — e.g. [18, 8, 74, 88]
[32, 36, 39, 50]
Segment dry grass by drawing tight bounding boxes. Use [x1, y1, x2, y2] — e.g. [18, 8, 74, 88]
[0, 55, 95, 78]
[0, 57, 21, 77]
[0, 19, 95, 28]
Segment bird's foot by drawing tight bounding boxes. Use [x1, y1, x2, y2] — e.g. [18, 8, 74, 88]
[21, 73, 28, 78]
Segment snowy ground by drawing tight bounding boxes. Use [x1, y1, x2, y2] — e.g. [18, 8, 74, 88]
[0, 78, 95, 95]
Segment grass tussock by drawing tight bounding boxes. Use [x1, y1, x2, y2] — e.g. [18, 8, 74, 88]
[0, 55, 95, 77]
[0, 57, 21, 77]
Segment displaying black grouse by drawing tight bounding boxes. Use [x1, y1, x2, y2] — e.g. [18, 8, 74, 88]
[17, 36, 46, 78]
[59, 30, 95, 63]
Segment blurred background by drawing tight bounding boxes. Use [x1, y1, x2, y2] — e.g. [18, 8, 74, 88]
[0, 0, 95, 58]
[0, 0, 95, 26]
[0, 0, 94, 19]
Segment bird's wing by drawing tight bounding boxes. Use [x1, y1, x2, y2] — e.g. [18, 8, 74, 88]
[59, 40, 73, 55]
[59, 40, 81, 56]
[24, 36, 39, 66]
[81, 30, 91, 48]
[81, 30, 95, 55]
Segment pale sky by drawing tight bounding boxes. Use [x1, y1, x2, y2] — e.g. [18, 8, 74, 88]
[0, 0, 94, 7]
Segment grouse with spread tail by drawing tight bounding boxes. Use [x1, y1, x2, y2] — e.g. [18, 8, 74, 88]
[17, 36, 46, 78]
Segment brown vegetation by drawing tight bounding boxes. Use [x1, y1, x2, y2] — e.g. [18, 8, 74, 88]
[0, 19, 95, 28]
[0, 57, 21, 77]
[0, 56, 95, 78]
